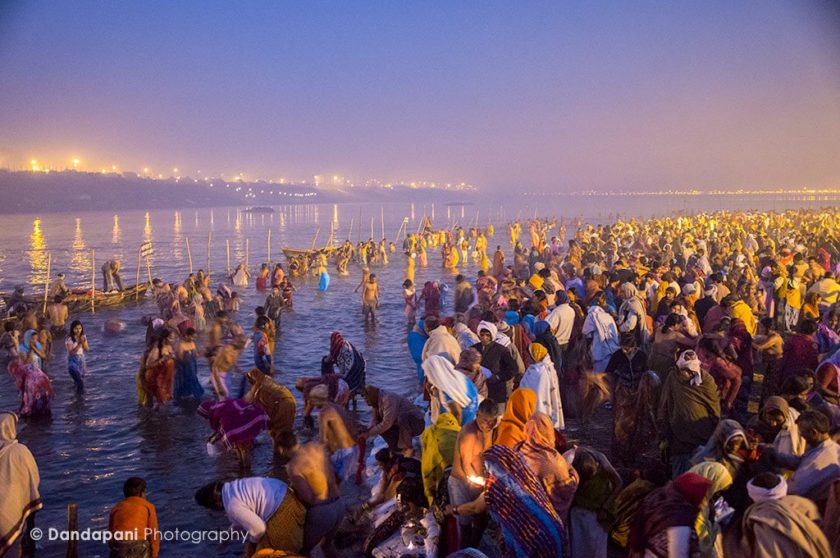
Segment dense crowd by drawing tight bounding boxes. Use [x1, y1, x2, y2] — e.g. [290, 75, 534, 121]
[2, 208, 840, 557]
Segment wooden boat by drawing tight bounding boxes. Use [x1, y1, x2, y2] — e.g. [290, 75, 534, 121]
[1, 283, 150, 313]
[281, 245, 337, 260]
[242, 206, 275, 214]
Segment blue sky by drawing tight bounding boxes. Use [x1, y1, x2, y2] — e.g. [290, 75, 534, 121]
[1, 1, 839, 192]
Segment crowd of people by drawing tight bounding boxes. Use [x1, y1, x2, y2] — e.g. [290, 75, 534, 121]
[2, 208, 840, 557]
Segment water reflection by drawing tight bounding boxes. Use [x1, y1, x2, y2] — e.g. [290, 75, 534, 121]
[172, 212, 184, 263]
[143, 212, 152, 242]
[112, 215, 121, 244]
[27, 218, 49, 284]
[69, 218, 89, 277]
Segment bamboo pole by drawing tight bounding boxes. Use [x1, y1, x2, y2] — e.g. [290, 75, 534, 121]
[43, 252, 51, 315]
[310, 225, 321, 250]
[90, 250, 95, 314]
[357, 207, 362, 243]
[246, 238, 250, 268]
[136, 246, 141, 301]
[66, 503, 78, 558]
[186, 237, 193, 274]
[347, 218, 354, 242]
[267, 228, 272, 264]
[226, 240, 231, 274]
[370, 217, 374, 240]
[380, 206, 385, 240]
[146, 253, 152, 285]
[207, 232, 212, 278]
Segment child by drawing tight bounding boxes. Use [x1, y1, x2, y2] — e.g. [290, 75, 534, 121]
[253, 316, 273, 375]
[108, 477, 160, 558]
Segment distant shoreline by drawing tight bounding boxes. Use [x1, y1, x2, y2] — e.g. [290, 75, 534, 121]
[0, 170, 476, 215]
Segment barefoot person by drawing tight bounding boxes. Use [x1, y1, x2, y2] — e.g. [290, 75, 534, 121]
[279, 434, 346, 558]
[309, 384, 359, 484]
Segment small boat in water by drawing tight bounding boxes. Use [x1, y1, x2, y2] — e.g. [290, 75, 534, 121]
[1, 283, 150, 314]
[242, 206, 275, 214]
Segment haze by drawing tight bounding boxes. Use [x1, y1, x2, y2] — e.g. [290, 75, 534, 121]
[1, 1, 840, 193]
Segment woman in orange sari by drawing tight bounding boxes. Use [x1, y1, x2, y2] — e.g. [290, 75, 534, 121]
[496, 387, 537, 448]
[145, 328, 176, 407]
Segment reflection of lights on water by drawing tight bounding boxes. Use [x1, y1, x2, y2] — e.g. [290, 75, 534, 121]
[28, 218, 48, 283]
[112, 215, 121, 244]
[210, 209, 214, 227]
[461, 206, 465, 219]
[144, 212, 152, 243]
[174, 211, 182, 233]
[70, 217, 89, 275]
[447, 206, 451, 220]
[411, 203, 415, 221]
[431, 204, 435, 220]
[333, 204, 339, 224]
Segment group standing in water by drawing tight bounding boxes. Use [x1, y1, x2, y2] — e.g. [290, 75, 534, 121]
[3, 208, 840, 558]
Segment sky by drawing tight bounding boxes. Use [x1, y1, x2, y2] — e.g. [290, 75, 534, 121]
[1, 1, 839, 193]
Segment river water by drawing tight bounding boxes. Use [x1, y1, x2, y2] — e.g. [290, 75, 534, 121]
[1, 194, 837, 556]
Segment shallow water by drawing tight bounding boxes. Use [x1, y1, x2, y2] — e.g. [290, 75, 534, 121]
[0, 195, 837, 556]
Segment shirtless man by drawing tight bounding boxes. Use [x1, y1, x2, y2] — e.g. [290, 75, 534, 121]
[47, 296, 69, 334]
[448, 398, 500, 549]
[361, 273, 380, 323]
[310, 384, 359, 484]
[280, 435, 345, 558]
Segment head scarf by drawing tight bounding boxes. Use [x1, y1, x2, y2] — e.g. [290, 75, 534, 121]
[620, 282, 639, 300]
[673, 472, 714, 509]
[533, 320, 550, 337]
[523, 411, 555, 450]
[483, 445, 565, 558]
[677, 349, 703, 385]
[496, 388, 537, 448]
[746, 475, 788, 502]
[329, 331, 346, 360]
[422, 355, 474, 409]
[529, 342, 548, 363]
[692, 419, 747, 470]
[0, 412, 18, 450]
[477, 321, 498, 340]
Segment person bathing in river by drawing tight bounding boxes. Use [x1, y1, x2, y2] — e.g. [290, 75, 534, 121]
[309, 384, 359, 484]
[232, 263, 250, 288]
[47, 295, 68, 335]
[362, 273, 380, 323]
[252, 316, 273, 375]
[65, 320, 89, 395]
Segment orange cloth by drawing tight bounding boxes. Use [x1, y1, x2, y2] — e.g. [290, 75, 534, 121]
[495, 388, 537, 448]
[109, 496, 160, 557]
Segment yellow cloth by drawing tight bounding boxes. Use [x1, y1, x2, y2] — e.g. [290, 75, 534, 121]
[420, 413, 461, 505]
[730, 300, 757, 336]
[496, 388, 537, 448]
[689, 462, 733, 558]
[529, 343, 548, 363]
[256, 490, 306, 554]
